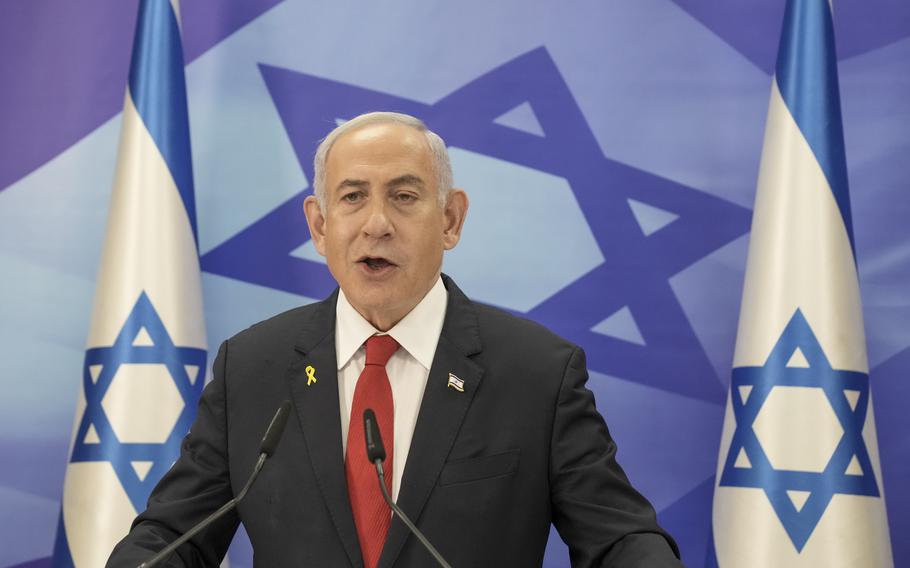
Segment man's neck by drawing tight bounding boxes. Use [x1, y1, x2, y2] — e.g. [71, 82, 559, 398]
[335, 277, 448, 372]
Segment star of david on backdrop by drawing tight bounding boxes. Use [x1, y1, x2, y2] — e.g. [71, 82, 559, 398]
[201, 46, 752, 403]
[718, 309, 880, 551]
[202, 48, 751, 404]
[69, 292, 206, 512]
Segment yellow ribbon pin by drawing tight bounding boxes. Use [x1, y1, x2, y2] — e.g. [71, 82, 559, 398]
[305, 365, 317, 386]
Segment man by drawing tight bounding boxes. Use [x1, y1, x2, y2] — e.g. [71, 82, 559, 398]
[108, 112, 683, 567]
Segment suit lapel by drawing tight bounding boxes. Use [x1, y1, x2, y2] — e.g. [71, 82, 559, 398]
[286, 291, 363, 568]
[378, 276, 484, 568]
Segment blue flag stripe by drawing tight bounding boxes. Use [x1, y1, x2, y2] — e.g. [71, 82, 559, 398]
[127, 0, 198, 244]
[775, 0, 854, 254]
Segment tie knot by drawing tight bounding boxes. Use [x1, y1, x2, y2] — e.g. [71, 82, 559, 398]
[365, 335, 399, 367]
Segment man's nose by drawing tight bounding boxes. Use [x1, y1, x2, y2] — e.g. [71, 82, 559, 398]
[362, 198, 393, 238]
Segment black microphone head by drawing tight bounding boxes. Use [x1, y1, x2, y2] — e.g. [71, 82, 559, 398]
[259, 400, 292, 456]
[363, 409, 386, 463]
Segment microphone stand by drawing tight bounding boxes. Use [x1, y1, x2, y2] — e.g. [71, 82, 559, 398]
[372, 458, 453, 568]
[137, 400, 292, 568]
[363, 408, 453, 568]
[138, 454, 267, 568]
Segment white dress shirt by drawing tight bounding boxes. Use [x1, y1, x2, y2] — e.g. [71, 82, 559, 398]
[335, 277, 447, 500]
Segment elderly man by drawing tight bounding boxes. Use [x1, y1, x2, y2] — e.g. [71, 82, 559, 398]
[108, 112, 683, 567]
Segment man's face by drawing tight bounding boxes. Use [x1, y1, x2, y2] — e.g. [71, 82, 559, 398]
[304, 122, 468, 330]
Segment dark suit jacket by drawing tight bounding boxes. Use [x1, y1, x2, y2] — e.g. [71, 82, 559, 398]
[108, 276, 682, 567]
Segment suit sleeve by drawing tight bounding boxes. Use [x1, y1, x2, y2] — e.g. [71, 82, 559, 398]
[106, 341, 239, 568]
[549, 347, 684, 567]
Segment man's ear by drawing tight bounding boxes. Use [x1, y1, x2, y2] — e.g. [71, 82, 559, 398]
[303, 195, 328, 256]
[442, 189, 469, 251]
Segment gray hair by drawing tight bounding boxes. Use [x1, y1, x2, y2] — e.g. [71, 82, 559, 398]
[312, 112, 454, 211]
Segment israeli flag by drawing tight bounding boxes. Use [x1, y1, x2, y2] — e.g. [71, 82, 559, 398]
[51, 0, 207, 565]
[711, 1, 893, 566]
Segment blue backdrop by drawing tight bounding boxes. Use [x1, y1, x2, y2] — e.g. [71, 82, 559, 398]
[1, 1, 908, 566]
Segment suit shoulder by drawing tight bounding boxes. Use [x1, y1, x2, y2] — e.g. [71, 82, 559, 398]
[472, 301, 578, 354]
[227, 301, 324, 349]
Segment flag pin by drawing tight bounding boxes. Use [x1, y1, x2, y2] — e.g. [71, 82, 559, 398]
[447, 373, 465, 392]
[305, 365, 317, 386]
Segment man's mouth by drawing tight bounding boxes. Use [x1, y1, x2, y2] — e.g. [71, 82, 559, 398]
[358, 256, 397, 271]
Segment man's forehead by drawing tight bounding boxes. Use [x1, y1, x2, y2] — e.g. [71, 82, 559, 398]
[325, 123, 434, 181]
[328, 123, 429, 160]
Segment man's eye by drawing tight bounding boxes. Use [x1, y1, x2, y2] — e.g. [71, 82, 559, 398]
[342, 192, 363, 203]
[395, 193, 417, 203]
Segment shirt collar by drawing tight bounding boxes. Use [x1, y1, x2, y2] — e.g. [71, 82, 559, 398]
[335, 276, 448, 371]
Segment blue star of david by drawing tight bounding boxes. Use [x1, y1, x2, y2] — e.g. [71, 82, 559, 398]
[718, 309, 880, 550]
[201, 46, 752, 403]
[69, 292, 206, 512]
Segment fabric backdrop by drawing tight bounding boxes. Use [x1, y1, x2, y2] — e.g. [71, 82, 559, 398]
[1, 1, 907, 566]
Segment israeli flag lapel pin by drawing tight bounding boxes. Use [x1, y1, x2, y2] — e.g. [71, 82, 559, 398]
[447, 373, 465, 392]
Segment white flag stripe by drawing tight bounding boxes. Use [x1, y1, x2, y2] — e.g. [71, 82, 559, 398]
[86, 91, 206, 350]
[733, 82, 866, 373]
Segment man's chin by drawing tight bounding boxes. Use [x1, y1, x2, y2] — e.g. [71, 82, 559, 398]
[344, 279, 401, 310]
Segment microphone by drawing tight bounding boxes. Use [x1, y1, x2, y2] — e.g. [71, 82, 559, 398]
[259, 400, 291, 456]
[362, 409, 453, 568]
[138, 401, 293, 568]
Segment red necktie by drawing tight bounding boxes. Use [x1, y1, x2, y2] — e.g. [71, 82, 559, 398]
[346, 334, 399, 568]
